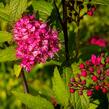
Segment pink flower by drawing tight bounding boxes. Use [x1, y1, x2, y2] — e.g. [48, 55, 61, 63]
[13, 15, 60, 72]
[89, 36, 107, 47]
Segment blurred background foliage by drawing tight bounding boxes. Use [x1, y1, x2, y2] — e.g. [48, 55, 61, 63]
[0, 0, 109, 109]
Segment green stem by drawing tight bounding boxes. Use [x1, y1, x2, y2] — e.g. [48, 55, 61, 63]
[21, 70, 29, 109]
[75, 2, 80, 60]
[75, 20, 80, 60]
[21, 70, 29, 93]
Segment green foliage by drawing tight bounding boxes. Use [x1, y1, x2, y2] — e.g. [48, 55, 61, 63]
[0, 8, 10, 21]
[80, 45, 101, 60]
[63, 67, 72, 86]
[14, 64, 22, 77]
[0, 46, 17, 62]
[12, 91, 54, 109]
[71, 62, 81, 76]
[0, 31, 12, 42]
[9, 0, 27, 22]
[71, 91, 90, 109]
[0, 0, 109, 109]
[32, 0, 53, 20]
[89, 100, 99, 109]
[85, 0, 109, 5]
[52, 67, 69, 106]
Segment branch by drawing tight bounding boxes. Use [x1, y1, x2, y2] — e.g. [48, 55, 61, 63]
[62, 0, 69, 65]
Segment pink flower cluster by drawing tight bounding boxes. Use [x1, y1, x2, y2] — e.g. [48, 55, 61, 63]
[89, 36, 107, 47]
[13, 15, 59, 72]
[69, 53, 109, 96]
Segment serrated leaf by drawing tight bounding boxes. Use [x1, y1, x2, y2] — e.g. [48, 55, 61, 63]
[80, 94, 90, 109]
[0, 8, 10, 21]
[9, 0, 27, 22]
[0, 31, 12, 42]
[14, 64, 22, 77]
[0, 46, 17, 62]
[71, 63, 81, 76]
[63, 67, 72, 86]
[32, 0, 53, 20]
[71, 91, 90, 109]
[52, 67, 69, 106]
[12, 91, 54, 109]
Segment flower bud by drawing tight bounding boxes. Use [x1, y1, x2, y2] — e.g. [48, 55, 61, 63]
[92, 75, 98, 82]
[87, 90, 93, 96]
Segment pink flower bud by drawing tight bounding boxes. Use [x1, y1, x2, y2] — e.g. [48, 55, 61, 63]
[87, 90, 93, 96]
[79, 63, 85, 69]
[78, 91, 83, 95]
[102, 87, 107, 93]
[97, 69, 101, 74]
[92, 75, 98, 82]
[91, 7, 96, 12]
[81, 70, 87, 77]
[89, 67, 94, 73]
[95, 85, 100, 91]
[87, 10, 93, 16]
[70, 78, 75, 82]
[81, 80, 86, 85]
[91, 54, 97, 65]
[70, 88, 75, 93]
[106, 69, 109, 76]
[86, 60, 90, 65]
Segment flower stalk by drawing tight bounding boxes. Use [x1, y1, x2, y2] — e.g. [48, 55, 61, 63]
[21, 70, 29, 93]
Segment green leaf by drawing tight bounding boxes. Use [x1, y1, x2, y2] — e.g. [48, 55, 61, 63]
[71, 91, 90, 109]
[101, 57, 105, 64]
[0, 8, 10, 21]
[80, 94, 90, 109]
[84, 0, 109, 5]
[9, 0, 27, 22]
[0, 46, 17, 62]
[52, 67, 69, 106]
[0, 31, 12, 42]
[12, 91, 54, 109]
[80, 45, 101, 60]
[63, 67, 72, 86]
[71, 91, 82, 109]
[14, 64, 22, 77]
[71, 63, 81, 76]
[88, 100, 99, 109]
[31, 60, 61, 74]
[32, 0, 53, 20]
